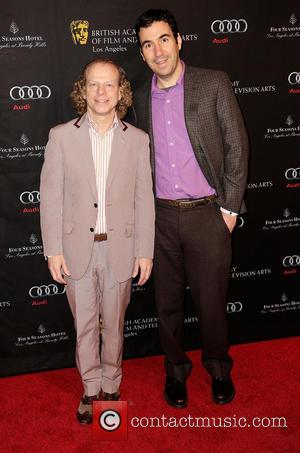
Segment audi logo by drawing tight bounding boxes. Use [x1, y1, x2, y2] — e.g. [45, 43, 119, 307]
[282, 255, 300, 267]
[226, 302, 243, 313]
[288, 72, 300, 85]
[211, 19, 248, 34]
[29, 284, 66, 298]
[19, 191, 40, 204]
[285, 167, 300, 180]
[10, 85, 51, 100]
[237, 216, 244, 228]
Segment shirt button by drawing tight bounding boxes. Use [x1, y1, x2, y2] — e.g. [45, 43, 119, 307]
[172, 163, 175, 168]
[90, 227, 94, 232]
[175, 185, 178, 189]
[167, 121, 171, 124]
[166, 99, 170, 103]
[170, 142, 174, 146]
[94, 203, 98, 208]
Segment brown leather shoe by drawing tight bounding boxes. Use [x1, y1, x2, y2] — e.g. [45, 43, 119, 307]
[76, 394, 99, 424]
[102, 391, 120, 401]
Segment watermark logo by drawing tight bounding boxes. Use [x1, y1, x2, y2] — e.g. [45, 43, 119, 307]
[93, 401, 127, 440]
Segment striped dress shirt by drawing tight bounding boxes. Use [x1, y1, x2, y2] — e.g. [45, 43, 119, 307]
[88, 114, 118, 234]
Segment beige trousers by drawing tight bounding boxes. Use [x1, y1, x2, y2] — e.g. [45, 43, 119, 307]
[66, 241, 131, 396]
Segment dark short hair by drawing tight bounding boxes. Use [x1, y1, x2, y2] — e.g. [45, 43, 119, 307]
[135, 9, 179, 48]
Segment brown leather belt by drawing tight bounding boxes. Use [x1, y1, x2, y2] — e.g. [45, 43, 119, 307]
[156, 194, 217, 208]
[94, 233, 107, 242]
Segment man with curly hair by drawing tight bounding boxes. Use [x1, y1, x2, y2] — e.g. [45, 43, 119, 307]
[40, 58, 155, 424]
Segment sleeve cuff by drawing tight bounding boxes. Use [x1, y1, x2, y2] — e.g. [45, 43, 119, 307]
[220, 207, 238, 216]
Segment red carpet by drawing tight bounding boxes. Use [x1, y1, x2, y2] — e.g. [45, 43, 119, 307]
[1, 337, 299, 452]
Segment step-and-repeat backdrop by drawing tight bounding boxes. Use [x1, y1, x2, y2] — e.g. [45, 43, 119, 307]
[0, 0, 299, 376]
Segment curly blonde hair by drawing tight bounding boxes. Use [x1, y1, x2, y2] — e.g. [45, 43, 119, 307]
[70, 58, 132, 118]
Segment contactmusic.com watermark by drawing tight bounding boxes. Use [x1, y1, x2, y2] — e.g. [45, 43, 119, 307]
[92, 401, 288, 441]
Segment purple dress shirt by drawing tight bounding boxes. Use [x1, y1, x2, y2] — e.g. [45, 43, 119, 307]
[151, 62, 215, 200]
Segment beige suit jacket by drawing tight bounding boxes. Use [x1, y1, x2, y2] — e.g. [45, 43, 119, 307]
[40, 114, 155, 282]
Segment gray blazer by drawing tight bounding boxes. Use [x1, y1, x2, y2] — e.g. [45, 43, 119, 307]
[132, 65, 249, 213]
[40, 114, 155, 281]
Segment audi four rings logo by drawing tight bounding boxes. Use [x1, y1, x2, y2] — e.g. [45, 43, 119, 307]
[226, 302, 243, 313]
[10, 85, 51, 100]
[285, 168, 300, 180]
[282, 255, 300, 267]
[29, 284, 66, 298]
[211, 19, 248, 34]
[237, 216, 244, 228]
[19, 191, 40, 204]
[288, 72, 300, 85]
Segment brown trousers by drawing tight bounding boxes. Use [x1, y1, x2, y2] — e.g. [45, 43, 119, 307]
[153, 199, 233, 380]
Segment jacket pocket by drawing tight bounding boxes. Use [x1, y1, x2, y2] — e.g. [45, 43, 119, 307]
[216, 210, 231, 236]
[63, 220, 74, 234]
[125, 224, 134, 238]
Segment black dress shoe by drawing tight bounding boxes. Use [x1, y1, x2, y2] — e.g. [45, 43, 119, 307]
[211, 376, 235, 405]
[76, 394, 99, 424]
[164, 377, 187, 408]
[102, 391, 120, 401]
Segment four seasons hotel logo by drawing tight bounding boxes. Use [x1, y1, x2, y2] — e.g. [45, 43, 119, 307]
[70, 20, 89, 45]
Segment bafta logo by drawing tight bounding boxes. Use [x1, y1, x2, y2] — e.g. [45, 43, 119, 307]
[285, 115, 293, 126]
[70, 20, 89, 45]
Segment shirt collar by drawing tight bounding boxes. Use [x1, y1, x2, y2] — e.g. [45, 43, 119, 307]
[151, 60, 185, 94]
[87, 112, 119, 134]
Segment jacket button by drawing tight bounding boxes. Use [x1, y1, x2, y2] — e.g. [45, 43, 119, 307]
[94, 203, 98, 208]
[90, 227, 94, 232]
